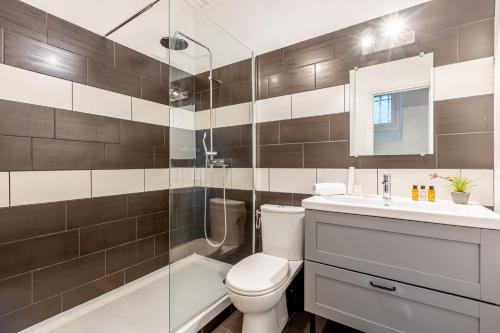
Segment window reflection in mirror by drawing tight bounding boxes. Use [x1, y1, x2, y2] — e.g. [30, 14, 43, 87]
[373, 87, 430, 155]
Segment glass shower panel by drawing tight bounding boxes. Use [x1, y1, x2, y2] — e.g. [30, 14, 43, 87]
[168, 0, 254, 331]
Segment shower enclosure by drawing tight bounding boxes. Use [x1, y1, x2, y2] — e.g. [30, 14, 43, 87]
[168, 0, 254, 331]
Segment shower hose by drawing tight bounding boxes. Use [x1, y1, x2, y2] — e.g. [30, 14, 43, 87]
[203, 156, 227, 247]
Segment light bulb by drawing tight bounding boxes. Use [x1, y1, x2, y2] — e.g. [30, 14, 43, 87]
[383, 17, 405, 37]
[361, 34, 375, 48]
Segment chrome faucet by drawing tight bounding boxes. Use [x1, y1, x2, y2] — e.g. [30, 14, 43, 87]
[382, 174, 392, 199]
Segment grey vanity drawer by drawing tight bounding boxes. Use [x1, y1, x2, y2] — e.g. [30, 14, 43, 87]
[305, 210, 500, 304]
[305, 261, 500, 333]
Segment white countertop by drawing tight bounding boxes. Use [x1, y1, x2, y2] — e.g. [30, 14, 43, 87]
[302, 195, 500, 230]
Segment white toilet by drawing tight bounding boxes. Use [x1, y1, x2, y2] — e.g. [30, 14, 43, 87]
[225, 204, 305, 333]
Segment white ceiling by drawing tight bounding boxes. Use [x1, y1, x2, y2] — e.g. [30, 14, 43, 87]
[21, 0, 429, 73]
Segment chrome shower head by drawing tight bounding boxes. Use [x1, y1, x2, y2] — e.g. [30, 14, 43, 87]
[160, 37, 189, 50]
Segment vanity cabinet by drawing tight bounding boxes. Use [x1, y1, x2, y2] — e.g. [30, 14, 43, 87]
[304, 210, 500, 332]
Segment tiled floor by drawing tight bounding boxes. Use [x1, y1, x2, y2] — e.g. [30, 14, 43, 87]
[212, 310, 362, 333]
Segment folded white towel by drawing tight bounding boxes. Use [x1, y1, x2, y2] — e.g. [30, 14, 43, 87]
[313, 183, 347, 196]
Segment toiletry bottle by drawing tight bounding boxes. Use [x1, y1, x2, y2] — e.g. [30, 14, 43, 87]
[412, 185, 418, 201]
[419, 186, 427, 201]
[428, 186, 435, 202]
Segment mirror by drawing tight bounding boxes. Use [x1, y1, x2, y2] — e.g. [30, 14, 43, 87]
[350, 53, 434, 156]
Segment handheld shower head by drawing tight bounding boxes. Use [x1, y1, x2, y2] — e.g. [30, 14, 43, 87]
[202, 131, 208, 153]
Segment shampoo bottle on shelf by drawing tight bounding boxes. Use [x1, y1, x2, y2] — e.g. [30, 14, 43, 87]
[412, 185, 419, 201]
[419, 186, 427, 201]
[428, 186, 436, 202]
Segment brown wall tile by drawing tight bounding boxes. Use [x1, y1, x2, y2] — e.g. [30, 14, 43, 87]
[48, 15, 114, 66]
[128, 190, 169, 217]
[256, 76, 269, 100]
[284, 34, 334, 70]
[0, 135, 31, 171]
[154, 233, 169, 256]
[106, 238, 155, 274]
[137, 211, 169, 238]
[435, 95, 492, 134]
[33, 252, 105, 301]
[304, 141, 357, 168]
[0, 99, 54, 138]
[4, 32, 87, 83]
[80, 218, 137, 255]
[257, 121, 279, 145]
[268, 64, 315, 97]
[315, 57, 351, 88]
[280, 115, 330, 143]
[88, 61, 141, 98]
[231, 80, 252, 104]
[115, 43, 161, 81]
[458, 19, 494, 62]
[0, 0, 47, 42]
[0, 202, 65, 244]
[257, 49, 283, 77]
[154, 147, 169, 168]
[437, 133, 493, 169]
[67, 195, 128, 229]
[255, 191, 293, 208]
[231, 58, 252, 83]
[257, 144, 303, 168]
[33, 138, 105, 170]
[359, 154, 436, 169]
[0, 273, 31, 316]
[330, 113, 350, 141]
[120, 120, 165, 146]
[141, 77, 170, 105]
[415, 28, 458, 67]
[0, 231, 79, 280]
[62, 272, 124, 311]
[224, 146, 252, 168]
[0, 295, 61, 333]
[55, 109, 120, 143]
[105, 144, 154, 169]
[124, 254, 168, 283]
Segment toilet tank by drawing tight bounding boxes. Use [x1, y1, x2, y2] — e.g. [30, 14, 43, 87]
[260, 204, 305, 260]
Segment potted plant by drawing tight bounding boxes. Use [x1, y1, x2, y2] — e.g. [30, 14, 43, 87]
[429, 173, 476, 205]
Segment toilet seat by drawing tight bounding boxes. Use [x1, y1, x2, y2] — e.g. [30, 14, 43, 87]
[226, 253, 289, 296]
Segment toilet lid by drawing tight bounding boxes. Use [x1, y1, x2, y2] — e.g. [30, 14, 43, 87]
[225, 253, 289, 296]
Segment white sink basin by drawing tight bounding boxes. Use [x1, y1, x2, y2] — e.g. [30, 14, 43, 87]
[302, 195, 500, 230]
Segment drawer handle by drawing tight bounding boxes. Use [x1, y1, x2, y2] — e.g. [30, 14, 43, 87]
[370, 281, 396, 292]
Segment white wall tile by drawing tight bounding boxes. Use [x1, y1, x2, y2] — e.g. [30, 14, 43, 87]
[170, 168, 183, 189]
[182, 168, 195, 188]
[195, 109, 215, 130]
[215, 102, 251, 127]
[344, 84, 350, 112]
[131, 98, 169, 126]
[255, 168, 270, 191]
[145, 169, 169, 191]
[0, 173, 9, 208]
[205, 167, 232, 188]
[461, 169, 494, 206]
[317, 169, 349, 184]
[0, 63, 72, 109]
[92, 169, 144, 197]
[11, 171, 90, 206]
[292, 86, 344, 118]
[270, 168, 316, 194]
[377, 169, 460, 201]
[73, 83, 131, 120]
[171, 107, 195, 130]
[355, 169, 378, 196]
[434, 57, 494, 101]
[255, 95, 291, 123]
[232, 168, 253, 190]
[195, 168, 205, 187]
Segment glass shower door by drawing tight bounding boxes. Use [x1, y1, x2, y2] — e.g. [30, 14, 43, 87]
[168, 0, 254, 331]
